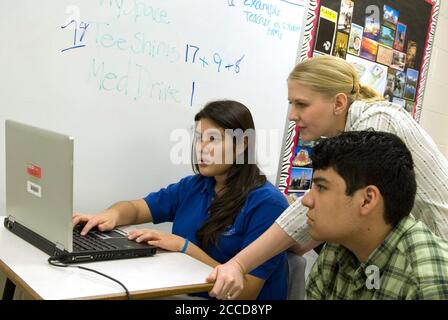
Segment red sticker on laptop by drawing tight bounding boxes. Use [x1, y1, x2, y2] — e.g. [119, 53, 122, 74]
[27, 164, 42, 179]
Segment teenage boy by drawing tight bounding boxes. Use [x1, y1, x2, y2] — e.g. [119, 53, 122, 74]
[304, 131, 448, 299]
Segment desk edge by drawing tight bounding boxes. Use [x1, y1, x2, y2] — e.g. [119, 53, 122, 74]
[71, 282, 214, 300]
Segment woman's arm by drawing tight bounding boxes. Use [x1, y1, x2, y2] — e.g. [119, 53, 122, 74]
[288, 239, 323, 255]
[184, 240, 264, 300]
[232, 223, 296, 273]
[207, 222, 295, 299]
[127, 229, 264, 299]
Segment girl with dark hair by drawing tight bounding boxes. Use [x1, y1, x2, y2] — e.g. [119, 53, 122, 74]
[73, 100, 289, 300]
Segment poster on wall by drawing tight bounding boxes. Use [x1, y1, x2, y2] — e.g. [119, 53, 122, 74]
[314, 6, 338, 55]
[288, 140, 314, 195]
[279, 0, 440, 194]
[348, 23, 364, 55]
[346, 54, 388, 95]
[338, 0, 354, 33]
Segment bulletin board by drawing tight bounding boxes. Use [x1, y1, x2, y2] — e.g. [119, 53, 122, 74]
[278, 0, 441, 195]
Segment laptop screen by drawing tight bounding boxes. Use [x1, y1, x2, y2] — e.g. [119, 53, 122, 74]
[5, 120, 74, 251]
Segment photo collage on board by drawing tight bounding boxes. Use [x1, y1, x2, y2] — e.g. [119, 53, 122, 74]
[288, 0, 429, 194]
[288, 138, 314, 197]
[313, 0, 421, 116]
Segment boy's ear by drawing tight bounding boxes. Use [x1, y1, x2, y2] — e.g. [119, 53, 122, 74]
[359, 185, 381, 216]
[334, 93, 349, 116]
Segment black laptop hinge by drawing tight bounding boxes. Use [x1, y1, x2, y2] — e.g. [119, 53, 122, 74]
[5, 215, 15, 229]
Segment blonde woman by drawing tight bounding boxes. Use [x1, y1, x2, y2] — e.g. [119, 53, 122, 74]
[207, 55, 448, 300]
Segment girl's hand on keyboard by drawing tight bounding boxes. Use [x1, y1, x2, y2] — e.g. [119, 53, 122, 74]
[127, 229, 184, 252]
[72, 211, 117, 235]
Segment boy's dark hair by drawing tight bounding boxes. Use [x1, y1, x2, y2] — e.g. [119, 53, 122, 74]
[311, 130, 416, 226]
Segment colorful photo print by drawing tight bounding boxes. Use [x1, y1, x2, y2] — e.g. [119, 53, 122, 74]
[392, 97, 406, 108]
[360, 37, 378, 61]
[404, 68, 419, 101]
[393, 70, 406, 97]
[314, 6, 338, 55]
[406, 41, 418, 69]
[348, 23, 363, 56]
[289, 167, 313, 192]
[393, 22, 407, 51]
[391, 50, 406, 71]
[379, 25, 395, 48]
[384, 68, 396, 101]
[333, 31, 349, 59]
[364, 11, 380, 41]
[292, 145, 313, 168]
[346, 54, 388, 95]
[337, 0, 355, 33]
[383, 5, 399, 29]
[296, 137, 315, 148]
[376, 45, 393, 66]
[405, 100, 415, 115]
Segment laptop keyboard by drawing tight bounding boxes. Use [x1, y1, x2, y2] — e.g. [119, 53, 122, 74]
[73, 227, 119, 251]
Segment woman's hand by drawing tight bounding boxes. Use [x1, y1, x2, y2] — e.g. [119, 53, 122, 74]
[72, 210, 118, 235]
[207, 258, 246, 300]
[127, 229, 185, 252]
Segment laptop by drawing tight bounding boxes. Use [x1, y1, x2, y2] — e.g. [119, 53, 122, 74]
[4, 120, 156, 263]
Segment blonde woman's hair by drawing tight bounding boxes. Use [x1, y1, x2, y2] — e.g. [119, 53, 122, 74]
[288, 55, 384, 105]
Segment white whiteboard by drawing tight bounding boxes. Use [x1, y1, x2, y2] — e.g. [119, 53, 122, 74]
[0, 0, 306, 214]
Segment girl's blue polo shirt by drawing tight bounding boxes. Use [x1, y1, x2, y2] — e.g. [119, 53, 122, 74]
[143, 174, 288, 300]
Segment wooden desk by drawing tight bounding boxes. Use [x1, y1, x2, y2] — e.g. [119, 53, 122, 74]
[0, 217, 213, 300]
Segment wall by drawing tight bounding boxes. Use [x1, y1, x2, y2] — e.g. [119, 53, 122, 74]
[420, 0, 448, 159]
